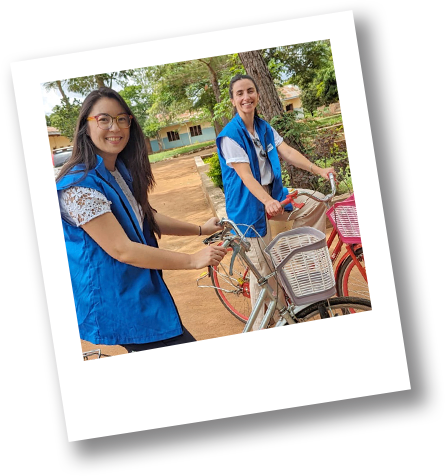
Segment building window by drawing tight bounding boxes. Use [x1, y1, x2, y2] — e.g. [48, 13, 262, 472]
[286, 104, 294, 111]
[190, 125, 202, 137]
[167, 130, 180, 142]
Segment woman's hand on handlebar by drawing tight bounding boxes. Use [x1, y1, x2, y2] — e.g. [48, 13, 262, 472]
[315, 165, 337, 181]
[264, 198, 284, 217]
[201, 217, 224, 236]
[191, 245, 227, 269]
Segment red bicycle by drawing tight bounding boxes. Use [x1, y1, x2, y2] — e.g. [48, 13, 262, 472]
[204, 188, 369, 324]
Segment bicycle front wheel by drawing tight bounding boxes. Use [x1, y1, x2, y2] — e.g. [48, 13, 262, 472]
[210, 243, 252, 323]
[294, 296, 372, 322]
[336, 247, 369, 300]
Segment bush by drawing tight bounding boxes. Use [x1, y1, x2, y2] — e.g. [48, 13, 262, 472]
[206, 153, 223, 190]
[311, 126, 352, 195]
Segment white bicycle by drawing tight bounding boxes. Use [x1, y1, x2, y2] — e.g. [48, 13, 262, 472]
[200, 174, 372, 331]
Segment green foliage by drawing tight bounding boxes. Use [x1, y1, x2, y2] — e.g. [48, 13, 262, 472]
[312, 128, 352, 195]
[118, 85, 152, 130]
[301, 84, 324, 116]
[49, 98, 81, 141]
[212, 54, 245, 126]
[206, 153, 223, 190]
[271, 111, 351, 195]
[315, 61, 339, 105]
[270, 111, 314, 156]
[265, 41, 331, 88]
[45, 115, 51, 126]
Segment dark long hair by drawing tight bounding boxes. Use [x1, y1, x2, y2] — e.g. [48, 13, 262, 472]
[228, 73, 260, 117]
[57, 87, 161, 238]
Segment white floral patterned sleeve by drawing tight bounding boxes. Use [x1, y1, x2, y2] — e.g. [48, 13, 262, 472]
[59, 187, 112, 227]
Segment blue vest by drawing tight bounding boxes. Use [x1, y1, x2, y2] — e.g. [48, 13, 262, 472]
[56, 155, 183, 345]
[216, 114, 291, 237]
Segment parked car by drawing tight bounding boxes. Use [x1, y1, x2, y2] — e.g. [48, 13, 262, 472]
[52, 147, 73, 168]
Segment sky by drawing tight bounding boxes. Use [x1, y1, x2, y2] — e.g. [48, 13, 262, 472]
[41, 87, 84, 116]
[41, 81, 124, 116]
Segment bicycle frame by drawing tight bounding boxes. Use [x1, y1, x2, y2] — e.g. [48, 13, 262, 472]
[327, 227, 367, 283]
[218, 221, 327, 332]
[219, 238, 291, 331]
[201, 173, 368, 325]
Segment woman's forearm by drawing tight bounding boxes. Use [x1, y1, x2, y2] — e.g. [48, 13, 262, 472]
[155, 212, 200, 236]
[277, 142, 323, 175]
[81, 212, 226, 270]
[119, 241, 193, 269]
[231, 163, 271, 204]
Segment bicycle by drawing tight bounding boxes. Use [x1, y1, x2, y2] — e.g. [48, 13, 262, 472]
[82, 349, 110, 361]
[198, 174, 372, 329]
[326, 193, 368, 300]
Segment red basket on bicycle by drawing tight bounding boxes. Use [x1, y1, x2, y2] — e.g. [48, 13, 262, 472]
[326, 194, 361, 244]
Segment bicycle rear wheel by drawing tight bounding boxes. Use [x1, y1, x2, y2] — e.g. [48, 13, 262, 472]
[210, 243, 251, 323]
[294, 296, 372, 322]
[336, 247, 369, 300]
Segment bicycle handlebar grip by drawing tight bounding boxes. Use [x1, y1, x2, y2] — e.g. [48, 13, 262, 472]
[328, 172, 336, 195]
[266, 190, 303, 219]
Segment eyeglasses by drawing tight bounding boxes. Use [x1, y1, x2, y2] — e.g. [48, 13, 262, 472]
[252, 137, 267, 158]
[87, 113, 133, 130]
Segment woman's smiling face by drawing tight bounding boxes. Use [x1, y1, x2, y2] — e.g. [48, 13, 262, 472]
[87, 97, 131, 164]
[230, 78, 259, 116]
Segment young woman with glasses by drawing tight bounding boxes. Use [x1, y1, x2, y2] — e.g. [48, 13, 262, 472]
[56, 87, 226, 352]
[216, 74, 336, 329]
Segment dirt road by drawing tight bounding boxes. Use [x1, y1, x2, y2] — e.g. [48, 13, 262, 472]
[81, 149, 244, 358]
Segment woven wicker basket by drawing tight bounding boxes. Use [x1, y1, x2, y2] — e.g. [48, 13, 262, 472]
[326, 194, 361, 244]
[264, 227, 336, 305]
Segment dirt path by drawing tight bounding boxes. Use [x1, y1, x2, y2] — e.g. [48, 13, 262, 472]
[81, 149, 244, 358]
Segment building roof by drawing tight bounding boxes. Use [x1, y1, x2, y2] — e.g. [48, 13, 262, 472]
[279, 85, 301, 100]
[47, 126, 60, 136]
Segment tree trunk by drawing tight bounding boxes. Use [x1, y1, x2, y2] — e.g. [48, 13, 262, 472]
[156, 132, 164, 151]
[238, 50, 313, 189]
[238, 50, 283, 123]
[56, 80, 68, 102]
[145, 136, 153, 155]
[198, 58, 228, 133]
[95, 75, 106, 88]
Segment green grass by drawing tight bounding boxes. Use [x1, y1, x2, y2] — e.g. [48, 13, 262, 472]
[148, 140, 216, 163]
[300, 114, 343, 130]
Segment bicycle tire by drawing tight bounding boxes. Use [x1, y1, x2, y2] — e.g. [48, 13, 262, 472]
[293, 296, 372, 322]
[336, 247, 370, 300]
[210, 243, 251, 323]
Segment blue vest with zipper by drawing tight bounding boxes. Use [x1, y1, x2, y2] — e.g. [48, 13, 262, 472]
[216, 114, 291, 237]
[56, 155, 183, 345]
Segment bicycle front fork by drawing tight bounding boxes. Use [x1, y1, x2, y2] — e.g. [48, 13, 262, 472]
[243, 288, 295, 332]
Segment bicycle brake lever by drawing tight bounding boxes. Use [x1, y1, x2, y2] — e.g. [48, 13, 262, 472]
[287, 202, 305, 221]
[202, 230, 223, 245]
[229, 242, 241, 276]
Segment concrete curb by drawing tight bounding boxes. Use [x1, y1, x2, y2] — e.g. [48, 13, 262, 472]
[194, 155, 349, 233]
[194, 156, 227, 220]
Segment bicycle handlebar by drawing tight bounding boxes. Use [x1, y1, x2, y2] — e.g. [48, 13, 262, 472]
[266, 172, 336, 219]
[209, 173, 337, 244]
